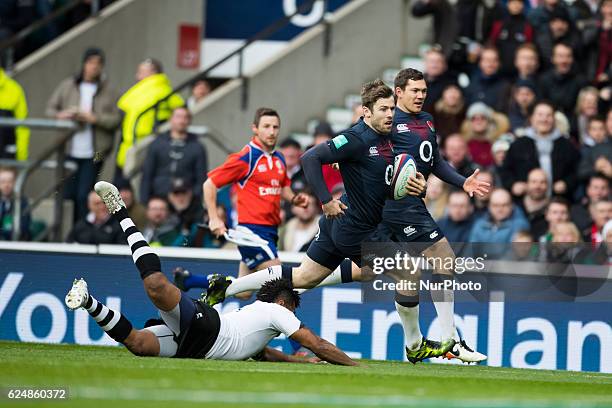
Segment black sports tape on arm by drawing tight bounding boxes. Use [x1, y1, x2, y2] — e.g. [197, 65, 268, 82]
[301, 143, 335, 205]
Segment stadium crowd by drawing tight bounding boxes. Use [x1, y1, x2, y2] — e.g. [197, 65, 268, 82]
[0, 0, 610, 253]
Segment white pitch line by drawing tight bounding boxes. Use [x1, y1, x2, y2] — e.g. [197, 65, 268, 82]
[70, 386, 606, 408]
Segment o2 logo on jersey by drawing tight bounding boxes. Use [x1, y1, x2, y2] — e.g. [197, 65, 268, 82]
[385, 164, 394, 185]
[419, 140, 433, 164]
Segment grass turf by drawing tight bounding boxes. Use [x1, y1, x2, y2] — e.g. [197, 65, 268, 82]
[0, 341, 611, 408]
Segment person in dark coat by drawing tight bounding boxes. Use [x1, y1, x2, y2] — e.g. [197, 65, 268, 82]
[500, 101, 581, 201]
[140, 107, 207, 203]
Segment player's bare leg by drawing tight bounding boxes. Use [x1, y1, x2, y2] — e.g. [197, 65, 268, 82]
[64, 278, 169, 357]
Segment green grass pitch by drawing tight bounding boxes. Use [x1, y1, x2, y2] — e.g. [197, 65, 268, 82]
[1, 341, 611, 408]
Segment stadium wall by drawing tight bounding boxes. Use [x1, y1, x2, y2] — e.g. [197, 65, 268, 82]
[191, 0, 429, 168]
[0, 243, 610, 373]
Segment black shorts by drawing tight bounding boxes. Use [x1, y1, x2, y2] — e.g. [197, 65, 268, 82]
[174, 295, 221, 359]
[377, 219, 444, 244]
[306, 215, 382, 270]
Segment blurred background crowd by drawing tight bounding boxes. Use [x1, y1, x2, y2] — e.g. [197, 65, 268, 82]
[0, 0, 610, 255]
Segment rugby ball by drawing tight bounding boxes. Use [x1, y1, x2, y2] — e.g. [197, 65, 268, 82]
[391, 153, 417, 200]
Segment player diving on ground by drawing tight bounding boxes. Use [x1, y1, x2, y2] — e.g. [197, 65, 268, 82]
[63, 181, 356, 365]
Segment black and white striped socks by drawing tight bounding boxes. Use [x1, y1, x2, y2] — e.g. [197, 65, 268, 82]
[84, 294, 133, 343]
[115, 207, 161, 279]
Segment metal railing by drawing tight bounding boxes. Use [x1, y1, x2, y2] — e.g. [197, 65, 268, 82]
[0, 0, 101, 71]
[124, 125, 234, 180]
[0, 118, 79, 241]
[132, 0, 333, 138]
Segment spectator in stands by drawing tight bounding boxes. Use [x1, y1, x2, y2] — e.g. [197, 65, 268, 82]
[507, 79, 537, 131]
[142, 196, 181, 247]
[513, 43, 540, 83]
[488, 0, 534, 78]
[46, 47, 120, 222]
[350, 102, 364, 125]
[540, 196, 571, 242]
[528, 0, 571, 31]
[581, 0, 612, 85]
[115, 58, 184, 186]
[469, 188, 530, 244]
[119, 183, 146, 230]
[461, 102, 509, 167]
[422, 46, 457, 113]
[311, 121, 343, 193]
[501, 101, 580, 200]
[187, 79, 211, 111]
[491, 136, 512, 187]
[551, 221, 583, 243]
[571, 174, 610, 231]
[578, 117, 611, 182]
[167, 178, 203, 243]
[519, 168, 550, 238]
[425, 175, 450, 221]
[572, 87, 602, 146]
[140, 107, 207, 203]
[473, 169, 496, 217]
[535, 7, 583, 72]
[279, 138, 306, 193]
[538, 43, 587, 117]
[278, 190, 320, 252]
[0, 67, 29, 161]
[0, 166, 29, 240]
[437, 190, 475, 242]
[432, 84, 466, 143]
[511, 230, 537, 261]
[443, 133, 480, 179]
[464, 46, 512, 113]
[582, 200, 612, 243]
[66, 190, 123, 244]
[279, 138, 307, 222]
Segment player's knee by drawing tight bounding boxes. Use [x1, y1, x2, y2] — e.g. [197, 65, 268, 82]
[144, 274, 170, 302]
[124, 331, 157, 357]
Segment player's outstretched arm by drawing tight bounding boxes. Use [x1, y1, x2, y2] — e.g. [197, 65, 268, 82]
[258, 346, 321, 364]
[290, 326, 358, 366]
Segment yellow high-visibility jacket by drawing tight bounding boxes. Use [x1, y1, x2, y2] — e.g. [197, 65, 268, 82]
[0, 69, 30, 161]
[116, 73, 184, 168]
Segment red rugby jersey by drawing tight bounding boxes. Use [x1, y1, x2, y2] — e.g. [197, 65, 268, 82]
[208, 137, 290, 226]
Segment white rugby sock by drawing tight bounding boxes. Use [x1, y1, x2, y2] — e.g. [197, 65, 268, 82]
[395, 302, 422, 350]
[432, 288, 455, 341]
[225, 265, 284, 297]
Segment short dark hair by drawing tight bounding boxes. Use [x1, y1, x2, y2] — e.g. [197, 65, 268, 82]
[256, 278, 301, 309]
[547, 196, 570, 211]
[587, 115, 605, 127]
[529, 100, 555, 117]
[394, 68, 424, 92]
[253, 107, 280, 127]
[589, 173, 611, 187]
[279, 138, 301, 150]
[361, 79, 393, 111]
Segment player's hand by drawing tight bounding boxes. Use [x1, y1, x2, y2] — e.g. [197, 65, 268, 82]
[306, 357, 324, 364]
[208, 217, 227, 238]
[405, 172, 426, 196]
[331, 163, 340, 171]
[322, 199, 347, 219]
[291, 192, 309, 208]
[463, 168, 490, 198]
